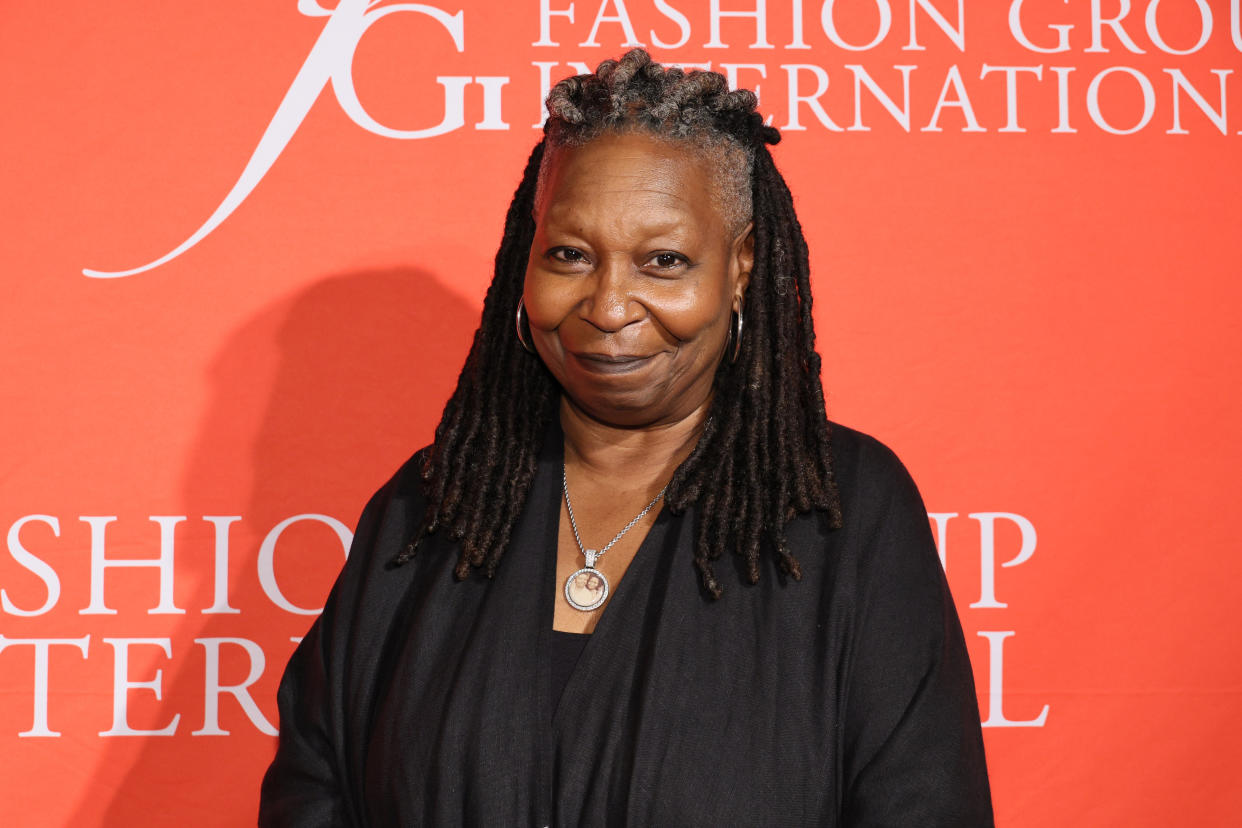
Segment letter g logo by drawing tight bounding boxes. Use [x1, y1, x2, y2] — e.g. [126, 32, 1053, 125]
[84, 0, 473, 279]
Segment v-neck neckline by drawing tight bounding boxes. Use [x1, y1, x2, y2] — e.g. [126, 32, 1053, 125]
[538, 422, 672, 720]
[530, 415, 679, 824]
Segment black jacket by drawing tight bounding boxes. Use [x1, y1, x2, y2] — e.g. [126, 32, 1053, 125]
[260, 421, 993, 826]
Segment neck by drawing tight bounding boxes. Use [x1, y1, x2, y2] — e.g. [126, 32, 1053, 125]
[559, 396, 710, 486]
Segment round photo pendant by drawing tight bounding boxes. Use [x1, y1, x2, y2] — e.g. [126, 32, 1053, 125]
[564, 566, 610, 612]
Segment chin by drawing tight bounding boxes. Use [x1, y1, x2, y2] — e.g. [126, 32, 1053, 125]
[570, 392, 671, 427]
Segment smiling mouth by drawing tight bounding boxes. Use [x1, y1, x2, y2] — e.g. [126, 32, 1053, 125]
[570, 351, 657, 374]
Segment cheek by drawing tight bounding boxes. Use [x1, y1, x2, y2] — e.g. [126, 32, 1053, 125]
[647, 283, 732, 344]
[522, 270, 576, 332]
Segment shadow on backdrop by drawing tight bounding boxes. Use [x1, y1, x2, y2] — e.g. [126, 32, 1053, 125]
[73, 266, 477, 827]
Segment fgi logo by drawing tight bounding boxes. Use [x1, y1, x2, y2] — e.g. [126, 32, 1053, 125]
[84, 0, 507, 279]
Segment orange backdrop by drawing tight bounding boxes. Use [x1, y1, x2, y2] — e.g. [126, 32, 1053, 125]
[2, 2, 1240, 825]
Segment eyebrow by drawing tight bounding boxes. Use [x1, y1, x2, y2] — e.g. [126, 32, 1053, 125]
[540, 211, 699, 240]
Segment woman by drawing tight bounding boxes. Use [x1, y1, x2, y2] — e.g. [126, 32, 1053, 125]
[260, 49, 993, 826]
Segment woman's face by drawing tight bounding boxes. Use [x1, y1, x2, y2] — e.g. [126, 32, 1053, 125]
[524, 132, 753, 428]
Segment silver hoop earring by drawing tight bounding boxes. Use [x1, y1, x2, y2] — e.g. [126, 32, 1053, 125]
[730, 305, 744, 364]
[515, 298, 535, 353]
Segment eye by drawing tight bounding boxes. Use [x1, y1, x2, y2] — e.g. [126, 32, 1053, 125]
[648, 251, 689, 270]
[548, 247, 587, 265]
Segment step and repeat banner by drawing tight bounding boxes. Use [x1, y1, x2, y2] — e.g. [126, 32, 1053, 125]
[2, 2, 1239, 826]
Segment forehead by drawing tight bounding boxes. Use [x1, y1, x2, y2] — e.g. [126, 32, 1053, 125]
[536, 133, 729, 235]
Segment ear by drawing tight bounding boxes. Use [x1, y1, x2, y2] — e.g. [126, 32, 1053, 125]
[731, 220, 755, 309]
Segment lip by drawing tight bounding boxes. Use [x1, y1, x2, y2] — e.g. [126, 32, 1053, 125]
[569, 351, 657, 375]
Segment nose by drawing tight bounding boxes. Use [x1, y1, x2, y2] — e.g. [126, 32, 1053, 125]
[580, 256, 641, 333]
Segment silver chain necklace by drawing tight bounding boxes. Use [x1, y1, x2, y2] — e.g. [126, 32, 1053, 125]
[562, 463, 667, 612]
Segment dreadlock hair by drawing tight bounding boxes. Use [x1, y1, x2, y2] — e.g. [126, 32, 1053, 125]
[392, 48, 843, 598]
